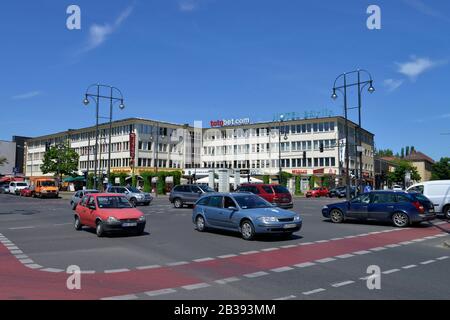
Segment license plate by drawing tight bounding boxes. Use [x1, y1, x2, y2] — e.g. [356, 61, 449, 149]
[122, 223, 137, 227]
[284, 224, 297, 229]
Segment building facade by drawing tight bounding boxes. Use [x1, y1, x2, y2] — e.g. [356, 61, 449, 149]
[404, 151, 435, 182]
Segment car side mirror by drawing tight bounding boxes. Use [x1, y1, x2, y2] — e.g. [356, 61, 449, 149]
[227, 206, 238, 212]
[89, 205, 96, 210]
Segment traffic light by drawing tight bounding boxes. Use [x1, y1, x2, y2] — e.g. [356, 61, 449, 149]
[320, 143, 324, 153]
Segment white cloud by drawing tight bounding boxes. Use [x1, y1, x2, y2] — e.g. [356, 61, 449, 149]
[11, 91, 42, 100]
[84, 6, 134, 52]
[402, 0, 448, 20]
[383, 79, 404, 92]
[396, 56, 446, 81]
[179, 0, 200, 12]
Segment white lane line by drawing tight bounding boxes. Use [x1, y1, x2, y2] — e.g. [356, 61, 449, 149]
[182, 283, 211, 291]
[420, 260, 435, 265]
[336, 254, 354, 259]
[136, 265, 161, 270]
[10, 250, 23, 255]
[218, 254, 237, 259]
[302, 288, 326, 296]
[80, 270, 96, 274]
[435, 233, 448, 237]
[315, 240, 329, 243]
[145, 288, 177, 297]
[193, 257, 215, 263]
[41, 268, 64, 273]
[274, 295, 297, 300]
[299, 242, 313, 246]
[271, 266, 294, 273]
[399, 241, 414, 245]
[412, 239, 425, 242]
[166, 261, 189, 267]
[385, 244, 401, 248]
[8, 226, 36, 230]
[316, 258, 336, 263]
[331, 237, 344, 241]
[437, 256, 449, 261]
[6, 246, 19, 250]
[370, 247, 387, 252]
[215, 277, 240, 285]
[244, 271, 269, 278]
[19, 259, 34, 264]
[3, 243, 16, 247]
[402, 265, 417, 269]
[104, 269, 130, 274]
[14, 254, 28, 259]
[53, 223, 72, 227]
[261, 248, 280, 252]
[424, 236, 437, 240]
[345, 235, 357, 239]
[382, 269, 400, 275]
[280, 245, 297, 249]
[353, 250, 371, 255]
[331, 280, 355, 288]
[102, 294, 138, 301]
[25, 264, 43, 269]
[294, 262, 316, 268]
[240, 251, 259, 255]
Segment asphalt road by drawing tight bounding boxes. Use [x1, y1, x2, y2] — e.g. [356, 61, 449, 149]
[0, 193, 449, 300]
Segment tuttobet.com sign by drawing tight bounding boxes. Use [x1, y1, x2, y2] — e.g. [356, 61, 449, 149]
[210, 117, 251, 128]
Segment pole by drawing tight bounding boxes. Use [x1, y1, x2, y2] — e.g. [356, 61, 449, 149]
[344, 74, 351, 200]
[278, 119, 282, 184]
[108, 86, 113, 185]
[94, 85, 100, 190]
[87, 131, 91, 187]
[155, 124, 160, 197]
[357, 71, 364, 193]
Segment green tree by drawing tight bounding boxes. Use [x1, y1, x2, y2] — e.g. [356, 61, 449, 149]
[263, 175, 270, 184]
[0, 157, 7, 167]
[431, 158, 450, 180]
[40, 143, 79, 183]
[405, 146, 410, 157]
[401, 148, 405, 158]
[375, 149, 394, 157]
[387, 160, 421, 184]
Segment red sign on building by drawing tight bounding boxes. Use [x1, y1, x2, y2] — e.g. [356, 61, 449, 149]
[129, 133, 136, 162]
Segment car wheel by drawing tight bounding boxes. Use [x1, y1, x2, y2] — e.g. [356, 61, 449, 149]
[74, 216, 83, 231]
[392, 212, 409, 228]
[196, 216, 206, 232]
[71, 201, 77, 210]
[444, 205, 450, 220]
[130, 198, 137, 207]
[174, 198, 183, 209]
[241, 220, 255, 241]
[96, 221, 105, 237]
[330, 209, 344, 223]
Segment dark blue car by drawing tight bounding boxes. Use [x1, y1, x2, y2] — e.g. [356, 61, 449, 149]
[322, 191, 436, 228]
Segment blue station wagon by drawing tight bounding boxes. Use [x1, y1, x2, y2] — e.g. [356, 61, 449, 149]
[193, 193, 302, 240]
[322, 191, 436, 228]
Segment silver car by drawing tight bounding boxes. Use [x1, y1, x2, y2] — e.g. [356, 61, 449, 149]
[71, 189, 99, 210]
[106, 186, 153, 207]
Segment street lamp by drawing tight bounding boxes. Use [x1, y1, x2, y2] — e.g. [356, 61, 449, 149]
[332, 69, 375, 200]
[83, 84, 125, 190]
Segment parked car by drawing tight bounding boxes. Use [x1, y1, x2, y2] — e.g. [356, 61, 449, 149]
[71, 189, 99, 210]
[169, 184, 215, 208]
[236, 184, 293, 209]
[74, 193, 146, 237]
[0, 183, 10, 194]
[322, 191, 436, 228]
[392, 185, 404, 191]
[193, 193, 302, 240]
[9, 182, 29, 195]
[407, 180, 450, 219]
[32, 178, 59, 198]
[306, 187, 329, 198]
[20, 188, 34, 197]
[328, 186, 357, 198]
[105, 186, 153, 207]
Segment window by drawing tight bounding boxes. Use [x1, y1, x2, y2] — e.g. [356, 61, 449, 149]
[80, 196, 89, 207]
[197, 197, 210, 206]
[397, 194, 412, 203]
[208, 196, 223, 208]
[262, 186, 274, 194]
[87, 197, 96, 208]
[371, 193, 396, 204]
[408, 185, 424, 194]
[224, 197, 237, 209]
[352, 194, 371, 204]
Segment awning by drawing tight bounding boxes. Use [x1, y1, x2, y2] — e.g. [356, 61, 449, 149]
[63, 176, 85, 183]
[0, 177, 24, 183]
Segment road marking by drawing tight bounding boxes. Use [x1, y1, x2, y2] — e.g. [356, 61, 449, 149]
[218, 254, 238, 259]
[330, 237, 344, 241]
[145, 288, 177, 297]
[271, 266, 294, 273]
[316, 258, 336, 263]
[10, 250, 23, 255]
[19, 259, 34, 264]
[244, 271, 269, 278]
[420, 260, 435, 265]
[6, 246, 19, 250]
[402, 265, 417, 269]
[25, 264, 43, 269]
[383, 269, 400, 274]
[193, 257, 215, 263]
[215, 277, 240, 285]
[345, 235, 357, 239]
[280, 245, 297, 249]
[435, 233, 448, 237]
[80, 270, 96, 274]
[424, 236, 437, 240]
[240, 251, 259, 255]
[294, 262, 316, 268]
[437, 256, 449, 260]
[102, 294, 138, 301]
[385, 244, 401, 248]
[41, 268, 64, 273]
[14, 254, 28, 259]
[182, 283, 211, 291]
[302, 288, 326, 295]
[336, 254, 354, 259]
[261, 248, 280, 252]
[299, 242, 313, 246]
[104, 269, 130, 274]
[370, 247, 387, 252]
[136, 265, 161, 270]
[8, 226, 35, 230]
[400, 241, 414, 245]
[274, 295, 296, 300]
[331, 280, 355, 288]
[166, 261, 189, 267]
[353, 250, 371, 255]
[315, 240, 329, 243]
[53, 223, 72, 227]
[412, 239, 425, 242]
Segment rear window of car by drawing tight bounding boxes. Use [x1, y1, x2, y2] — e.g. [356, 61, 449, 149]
[410, 193, 430, 203]
[272, 185, 289, 193]
[396, 194, 412, 203]
[262, 186, 274, 194]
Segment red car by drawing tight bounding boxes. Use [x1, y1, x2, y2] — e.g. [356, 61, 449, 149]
[20, 188, 34, 197]
[74, 193, 146, 237]
[237, 184, 293, 209]
[306, 187, 329, 198]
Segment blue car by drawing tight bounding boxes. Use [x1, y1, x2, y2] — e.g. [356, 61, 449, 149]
[193, 193, 302, 240]
[322, 191, 436, 228]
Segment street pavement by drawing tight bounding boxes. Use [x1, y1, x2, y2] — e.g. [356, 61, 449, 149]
[0, 193, 449, 300]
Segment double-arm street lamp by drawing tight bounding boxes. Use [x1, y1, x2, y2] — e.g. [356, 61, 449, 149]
[332, 69, 375, 200]
[278, 114, 288, 185]
[83, 84, 125, 190]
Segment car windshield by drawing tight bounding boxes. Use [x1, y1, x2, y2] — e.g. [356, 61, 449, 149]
[272, 185, 289, 193]
[128, 187, 141, 193]
[234, 195, 272, 209]
[41, 181, 55, 187]
[199, 185, 215, 192]
[86, 190, 99, 194]
[97, 196, 133, 209]
[411, 193, 430, 203]
[17, 183, 28, 187]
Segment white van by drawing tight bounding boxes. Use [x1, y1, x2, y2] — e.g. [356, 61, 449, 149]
[407, 180, 450, 218]
[9, 181, 29, 195]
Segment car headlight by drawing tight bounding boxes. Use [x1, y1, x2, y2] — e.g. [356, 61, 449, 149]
[106, 216, 120, 224]
[258, 216, 278, 224]
[138, 215, 146, 222]
[294, 215, 301, 222]
[323, 206, 329, 210]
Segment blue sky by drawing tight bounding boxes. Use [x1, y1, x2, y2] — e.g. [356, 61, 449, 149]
[0, 0, 449, 160]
